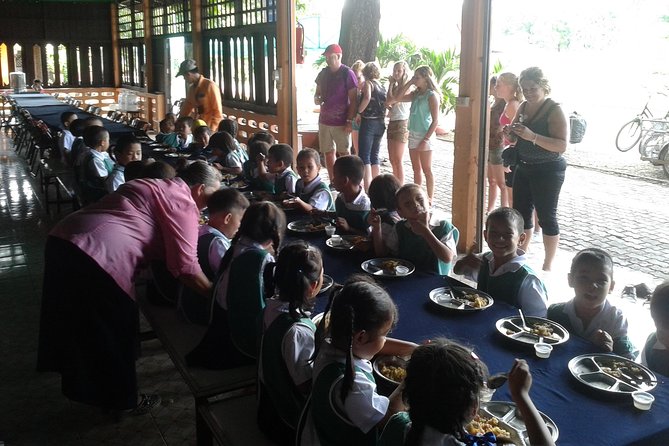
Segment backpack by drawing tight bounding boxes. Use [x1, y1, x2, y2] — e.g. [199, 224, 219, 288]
[569, 111, 587, 144]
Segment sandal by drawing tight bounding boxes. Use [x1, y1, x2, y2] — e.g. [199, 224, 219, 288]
[129, 393, 161, 415]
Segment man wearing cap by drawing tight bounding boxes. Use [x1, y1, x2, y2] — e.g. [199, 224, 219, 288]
[314, 44, 359, 182]
[177, 59, 223, 131]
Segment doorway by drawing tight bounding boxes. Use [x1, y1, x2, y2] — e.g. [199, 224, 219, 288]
[165, 36, 186, 113]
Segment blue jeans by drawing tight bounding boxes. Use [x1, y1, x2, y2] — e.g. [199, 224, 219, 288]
[358, 118, 386, 165]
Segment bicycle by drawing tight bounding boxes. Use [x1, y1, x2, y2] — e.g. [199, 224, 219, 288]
[615, 102, 669, 152]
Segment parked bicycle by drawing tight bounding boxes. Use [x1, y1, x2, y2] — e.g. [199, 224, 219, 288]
[615, 102, 669, 152]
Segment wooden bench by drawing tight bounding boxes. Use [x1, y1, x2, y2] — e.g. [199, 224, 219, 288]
[197, 393, 276, 446]
[137, 292, 257, 445]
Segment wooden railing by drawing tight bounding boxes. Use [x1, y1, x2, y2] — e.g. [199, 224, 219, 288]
[221, 105, 280, 145]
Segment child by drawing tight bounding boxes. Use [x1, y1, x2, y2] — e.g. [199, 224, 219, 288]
[247, 129, 276, 147]
[258, 242, 323, 444]
[155, 118, 178, 148]
[174, 116, 194, 151]
[32, 79, 44, 91]
[375, 184, 457, 274]
[188, 124, 212, 154]
[180, 188, 250, 325]
[330, 155, 371, 234]
[300, 276, 416, 445]
[106, 135, 142, 192]
[71, 116, 103, 169]
[58, 111, 77, 163]
[369, 174, 402, 255]
[219, 118, 249, 153]
[139, 160, 176, 180]
[379, 340, 555, 446]
[547, 248, 637, 359]
[186, 201, 286, 369]
[242, 140, 273, 191]
[258, 143, 298, 196]
[208, 131, 248, 176]
[453, 207, 548, 317]
[640, 281, 669, 376]
[64, 118, 86, 166]
[80, 126, 112, 204]
[284, 148, 334, 212]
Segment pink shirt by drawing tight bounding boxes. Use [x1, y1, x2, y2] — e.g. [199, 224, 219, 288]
[50, 178, 202, 299]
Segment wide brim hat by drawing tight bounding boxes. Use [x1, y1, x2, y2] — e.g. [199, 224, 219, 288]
[176, 59, 198, 77]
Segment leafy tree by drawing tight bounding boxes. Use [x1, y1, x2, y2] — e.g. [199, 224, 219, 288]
[376, 34, 421, 69]
[415, 48, 460, 114]
[339, 0, 381, 66]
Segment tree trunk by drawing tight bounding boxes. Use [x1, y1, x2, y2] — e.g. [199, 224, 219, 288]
[339, 0, 380, 66]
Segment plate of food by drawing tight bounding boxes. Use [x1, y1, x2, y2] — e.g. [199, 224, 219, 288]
[361, 258, 415, 278]
[319, 274, 334, 295]
[228, 180, 249, 189]
[325, 235, 370, 251]
[429, 286, 493, 311]
[164, 152, 189, 158]
[287, 219, 328, 233]
[495, 316, 569, 346]
[568, 353, 657, 394]
[151, 147, 170, 152]
[373, 355, 408, 388]
[466, 401, 559, 446]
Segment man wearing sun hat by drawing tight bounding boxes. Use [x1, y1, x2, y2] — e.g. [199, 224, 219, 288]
[177, 59, 223, 131]
[314, 44, 359, 183]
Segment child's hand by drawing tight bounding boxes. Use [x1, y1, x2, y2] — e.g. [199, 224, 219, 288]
[453, 253, 482, 275]
[336, 217, 350, 232]
[508, 358, 532, 401]
[409, 209, 431, 236]
[282, 198, 297, 209]
[368, 209, 382, 230]
[255, 152, 266, 163]
[212, 162, 223, 171]
[590, 329, 614, 352]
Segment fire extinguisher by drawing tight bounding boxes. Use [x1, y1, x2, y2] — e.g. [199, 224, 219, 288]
[296, 21, 305, 64]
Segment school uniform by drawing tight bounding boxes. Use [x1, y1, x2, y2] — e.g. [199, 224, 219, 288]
[106, 164, 125, 193]
[335, 189, 371, 233]
[301, 341, 388, 445]
[224, 148, 248, 170]
[155, 132, 178, 148]
[547, 300, 637, 358]
[59, 129, 75, 162]
[243, 160, 274, 192]
[175, 134, 193, 152]
[640, 333, 669, 377]
[82, 150, 114, 204]
[274, 167, 298, 195]
[385, 219, 457, 274]
[258, 299, 316, 442]
[296, 175, 334, 211]
[462, 250, 548, 317]
[379, 412, 466, 446]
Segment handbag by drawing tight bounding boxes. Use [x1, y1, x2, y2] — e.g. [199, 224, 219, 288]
[569, 111, 587, 144]
[501, 145, 518, 167]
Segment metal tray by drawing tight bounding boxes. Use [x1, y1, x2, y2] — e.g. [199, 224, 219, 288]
[325, 235, 369, 251]
[318, 274, 334, 295]
[429, 286, 494, 311]
[568, 353, 657, 394]
[361, 258, 415, 278]
[372, 355, 407, 388]
[467, 401, 559, 446]
[287, 219, 327, 233]
[495, 316, 570, 345]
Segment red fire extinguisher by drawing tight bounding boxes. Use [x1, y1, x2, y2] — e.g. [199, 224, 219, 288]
[296, 21, 305, 64]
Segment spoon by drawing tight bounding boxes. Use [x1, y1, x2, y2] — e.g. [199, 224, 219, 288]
[487, 372, 509, 389]
[518, 309, 531, 332]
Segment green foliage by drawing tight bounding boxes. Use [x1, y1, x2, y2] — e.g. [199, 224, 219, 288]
[492, 60, 504, 76]
[414, 47, 460, 114]
[376, 34, 421, 69]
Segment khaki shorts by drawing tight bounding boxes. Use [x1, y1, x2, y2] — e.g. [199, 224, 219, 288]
[318, 123, 350, 154]
[387, 120, 409, 143]
[408, 131, 435, 151]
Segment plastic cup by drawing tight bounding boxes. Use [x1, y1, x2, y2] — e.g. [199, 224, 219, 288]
[534, 342, 553, 359]
[632, 391, 654, 410]
[325, 225, 336, 237]
[330, 235, 342, 246]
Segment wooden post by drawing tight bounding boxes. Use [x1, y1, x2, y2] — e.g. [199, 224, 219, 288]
[452, 0, 491, 251]
[143, 1, 153, 92]
[276, 0, 298, 148]
[191, 0, 203, 69]
[110, 3, 120, 88]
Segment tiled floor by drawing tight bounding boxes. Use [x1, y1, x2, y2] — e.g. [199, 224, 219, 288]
[0, 134, 196, 445]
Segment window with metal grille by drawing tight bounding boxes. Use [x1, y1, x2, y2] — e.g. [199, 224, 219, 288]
[120, 42, 146, 87]
[118, 0, 145, 40]
[151, 0, 191, 36]
[202, 0, 276, 29]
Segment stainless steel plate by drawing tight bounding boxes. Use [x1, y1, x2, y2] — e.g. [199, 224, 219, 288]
[568, 353, 657, 394]
[372, 355, 407, 387]
[429, 286, 494, 311]
[287, 219, 327, 233]
[319, 274, 334, 295]
[468, 401, 559, 446]
[495, 316, 570, 345]
[325, 235, 369, 251]
[361, 258, 415, 278]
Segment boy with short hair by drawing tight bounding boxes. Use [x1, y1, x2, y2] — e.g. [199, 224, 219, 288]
[547, 247, 636, 358]
[258, 143, 298, 196]
[243, 140, 273, 192]
[175, 116, 194, 151]
[454, 208, 547, 316]
[64, 118, 86, 166]
[80, 126, 112, 204]
[156, 118, 178, 148]
[640, 281, 669, 376]
[71, 117, 103, 169]
[106, 135, 142, 192]
[58, 111, 78, 162]
[283, 148, 333, 212]
[329, 155, 371, 234]
[188, 125, 212, 155]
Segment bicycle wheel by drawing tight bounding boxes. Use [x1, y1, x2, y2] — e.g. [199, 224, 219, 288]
[660, 144, 669, 178]
[615, 118, 642, 152]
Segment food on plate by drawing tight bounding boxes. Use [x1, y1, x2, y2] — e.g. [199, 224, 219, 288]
[381, 259, 401, 270]
[306, 222, 326, 232]
[599, 359, 645, 380]
[380, 364, 406, 382]
[466, 414, 511, 438]
[531, 322, 561, 340]
[460, 291, 488, 308]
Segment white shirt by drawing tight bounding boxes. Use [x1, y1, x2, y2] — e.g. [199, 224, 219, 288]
[87, 150, 112, 178]
[388, 101, 410, 121]
[639, 337, 667, 367]
[560, 299, 628, 340]
[274, 166, 298, 194]
[198, 224, 231, 274]
[297, 175, 331, 211]
[59, 129, 75, 159]
[106, 165, 125, 192]
[259, 299, 315, 387]
[462, 250, 548, 317]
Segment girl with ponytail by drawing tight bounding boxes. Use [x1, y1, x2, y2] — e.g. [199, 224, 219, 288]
[300, 275, 416, 445]
[258, 242, 324, 444]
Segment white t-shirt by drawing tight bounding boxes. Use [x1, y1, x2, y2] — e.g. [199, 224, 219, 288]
[559, 299, 629, 340]
[297, 175, 331, 210]
[198, 224, 231, 274]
